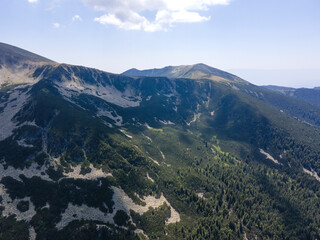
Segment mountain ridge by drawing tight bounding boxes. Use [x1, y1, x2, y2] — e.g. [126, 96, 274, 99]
[123, 63, 247, 83]
[0, 42, 54, 66]
[0, 42, 57, 88]
[263, 85, 320, 106]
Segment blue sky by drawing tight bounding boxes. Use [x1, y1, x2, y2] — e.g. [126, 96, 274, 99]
[1, 0, 320, 87]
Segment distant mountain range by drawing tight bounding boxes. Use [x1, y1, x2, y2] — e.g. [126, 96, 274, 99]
[123, 63, 246, 83]
[1, 42, 320, 240]
[263, 85, 320, 106]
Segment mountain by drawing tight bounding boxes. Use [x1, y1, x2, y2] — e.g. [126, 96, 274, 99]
[263, 85, 320, 106]
[125, 65, 320, 128]
[0, 42, 56, 88]
[123, 63, 246, 83]
[263, 85, 293, 90]
[0, 42, 54, 66]
[1, 43, 320, 240]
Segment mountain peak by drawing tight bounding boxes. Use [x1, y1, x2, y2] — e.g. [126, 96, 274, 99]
[190, 63, 211, 68]
[123, 63, 246, 83]
[0, 42, 56, 87]
[0, 42, 55, 67]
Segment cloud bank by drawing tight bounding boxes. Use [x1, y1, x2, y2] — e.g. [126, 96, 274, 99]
[83, 0, 230, 31]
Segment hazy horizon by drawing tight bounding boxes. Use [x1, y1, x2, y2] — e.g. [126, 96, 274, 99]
[229, 69, 320, 88]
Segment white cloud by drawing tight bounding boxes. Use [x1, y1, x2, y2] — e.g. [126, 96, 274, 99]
[53, 22, 60, 28]
[72, 15, 83, 22]
[85, 0, 230, 31]
[156, 10, 210, 24]
[28, 0, 38, 3]
[94, 10, 163, 32]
